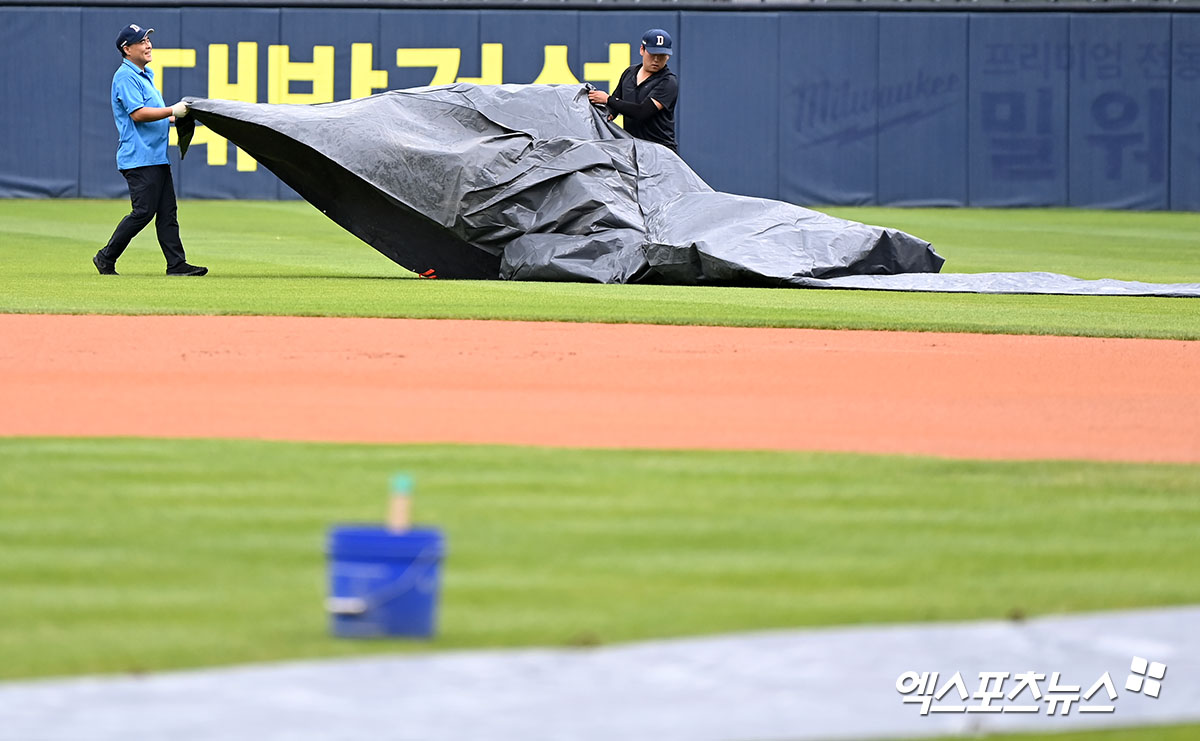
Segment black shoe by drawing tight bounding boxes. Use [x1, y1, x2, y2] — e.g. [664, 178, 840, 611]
[166, 263, 208, 276]
[93, 252, 118, 275]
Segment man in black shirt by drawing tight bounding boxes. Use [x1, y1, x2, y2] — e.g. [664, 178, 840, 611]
[588, 29, 679, 153]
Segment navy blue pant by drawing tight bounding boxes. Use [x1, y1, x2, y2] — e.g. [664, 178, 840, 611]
[100, 164, 187, 269]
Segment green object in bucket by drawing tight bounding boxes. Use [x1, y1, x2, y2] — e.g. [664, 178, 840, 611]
[388, 473, 414, 530]
[390, 473, 414, 496]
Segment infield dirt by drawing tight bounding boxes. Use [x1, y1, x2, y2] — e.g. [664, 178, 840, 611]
[2, 313, 1196, 463]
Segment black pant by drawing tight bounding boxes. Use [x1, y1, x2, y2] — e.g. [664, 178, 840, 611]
[100, 164, 186, 269]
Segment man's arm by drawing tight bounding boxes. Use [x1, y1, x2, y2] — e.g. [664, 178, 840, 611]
[604, 96, 663, 121]
[129, 101, 190, 123]
[606, 73, 676, 120]
[587, 65, 635, 111]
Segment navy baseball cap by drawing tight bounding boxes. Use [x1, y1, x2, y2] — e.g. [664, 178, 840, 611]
[642, 29, 673, 56]
[115, 23, 154, 52]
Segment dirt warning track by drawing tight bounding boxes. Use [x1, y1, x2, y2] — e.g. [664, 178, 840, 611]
[2, 314, 1197, 463]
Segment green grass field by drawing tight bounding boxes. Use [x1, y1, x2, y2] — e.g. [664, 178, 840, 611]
[3, 199, 1198, 739]
[1, 199, 1197, 338]
[2, 439, 1198, 680]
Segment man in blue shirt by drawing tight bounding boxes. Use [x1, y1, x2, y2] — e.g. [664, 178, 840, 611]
[94, 23, 207, 276]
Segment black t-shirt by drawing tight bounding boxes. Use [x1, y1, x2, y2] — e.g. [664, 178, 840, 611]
[612, 63, 678, 151]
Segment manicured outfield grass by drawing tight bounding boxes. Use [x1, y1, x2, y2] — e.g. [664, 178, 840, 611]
[1, 199, 1198, 339]
[2, 438, 1198, 680]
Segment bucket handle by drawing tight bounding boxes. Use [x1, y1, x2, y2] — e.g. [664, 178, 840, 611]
[327, 545, 442, 615]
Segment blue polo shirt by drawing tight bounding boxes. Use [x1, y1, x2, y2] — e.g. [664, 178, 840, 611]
[111, 59, 169, 170]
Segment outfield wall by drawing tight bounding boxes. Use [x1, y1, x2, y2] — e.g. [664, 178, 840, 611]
[2, 7, 1199, 209]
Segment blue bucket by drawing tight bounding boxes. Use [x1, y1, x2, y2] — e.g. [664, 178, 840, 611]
[326, 526, 445, 639]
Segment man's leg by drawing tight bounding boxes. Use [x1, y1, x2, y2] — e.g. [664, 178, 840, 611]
[152, 165, 187, 270]
[98, 167, 162, 266]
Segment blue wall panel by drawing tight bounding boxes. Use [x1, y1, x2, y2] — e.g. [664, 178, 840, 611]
[177, 8, 281, 199]
[681, 12, 779, 198]
[280, 9, 381, 103]
[275, 9, 384, 199]
[80, 8, 184, 198]
[382, 11, 481, 90]
[968, 13, 1069, 207]
[0, 9, 82, 197]
[878, 13, 969, 206]
[779, 12, 879, 206]
[1172, 14, 1200, 211]
[2, 7, 1199, 210]
[479, 10, 580, 85]
[1068, 13, 1170, 209]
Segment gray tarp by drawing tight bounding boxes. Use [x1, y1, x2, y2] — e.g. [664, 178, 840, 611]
[178, 84, 942, 284]
[178, 84, 1200, 297]
[4, 606, 1200, 741]
[795, 272, 1200, 298]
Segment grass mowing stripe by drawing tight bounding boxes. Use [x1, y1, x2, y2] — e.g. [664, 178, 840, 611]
[1, 438, 1198, 680]
[1, 200, 1198, 338]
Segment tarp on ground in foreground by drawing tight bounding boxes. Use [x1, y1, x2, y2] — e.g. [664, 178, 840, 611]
[178, 84, 943, 285]
[794, 272, 1200, 298]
